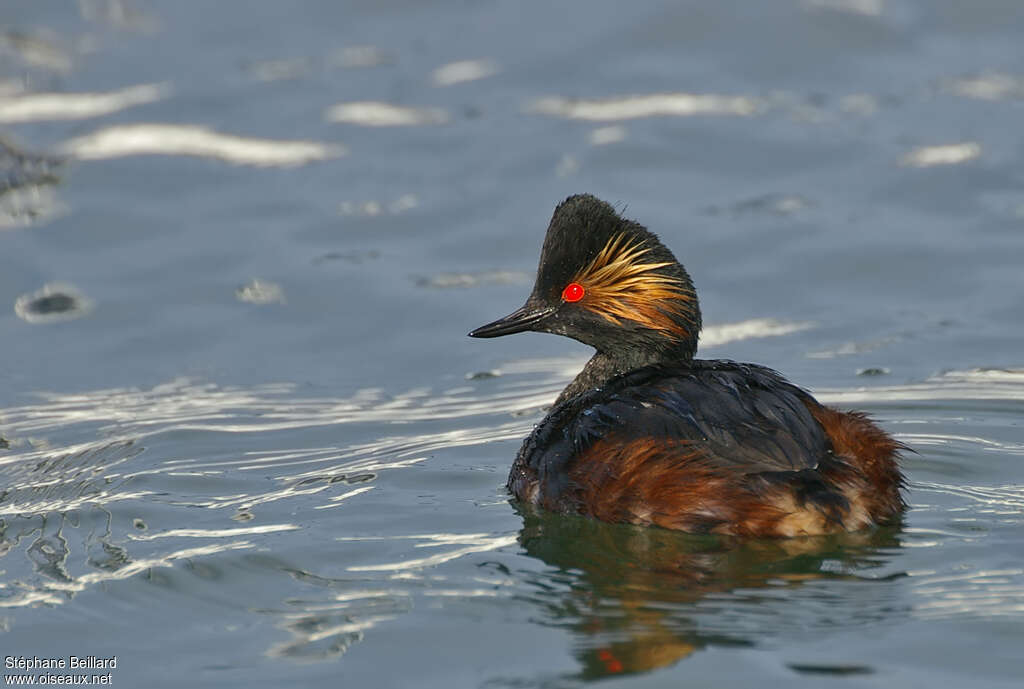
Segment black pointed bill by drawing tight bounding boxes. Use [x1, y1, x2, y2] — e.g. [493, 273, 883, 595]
[468, 304, 557, 338]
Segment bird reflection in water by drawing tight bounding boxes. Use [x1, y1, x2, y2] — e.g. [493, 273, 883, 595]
[512, 504, 904, 680]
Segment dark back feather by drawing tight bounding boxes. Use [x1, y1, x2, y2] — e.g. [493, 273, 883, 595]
[514, 360, 832, 502]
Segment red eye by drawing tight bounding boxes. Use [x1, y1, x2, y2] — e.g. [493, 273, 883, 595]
[562, 282, 585, 302]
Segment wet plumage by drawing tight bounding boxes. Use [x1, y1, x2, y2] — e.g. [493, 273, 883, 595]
[470, 194, 905, 537]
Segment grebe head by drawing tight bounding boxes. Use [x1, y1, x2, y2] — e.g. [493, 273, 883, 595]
[469, 194, 701, 363]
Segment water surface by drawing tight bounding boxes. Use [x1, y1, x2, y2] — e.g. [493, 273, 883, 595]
[2, 1, 1023, 687]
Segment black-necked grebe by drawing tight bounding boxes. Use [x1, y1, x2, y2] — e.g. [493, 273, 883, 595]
[470, 194, 905, 537]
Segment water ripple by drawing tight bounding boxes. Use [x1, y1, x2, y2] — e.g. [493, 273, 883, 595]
[817, 368, 1024, 404]
[0, 541, 254, 608]
[0, 439, 145, 517]
[0, 336, 1020, 661]
[14, 283, 94, 324]
[340, 532, 519, 572]
[910, 569, 1024, 620]
[0, 377, 558, 438]
[914, 482, 1024, 511]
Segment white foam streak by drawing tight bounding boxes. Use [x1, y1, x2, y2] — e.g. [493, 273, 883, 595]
[59, 124, 344, 167]
[589, 125, 627, 145]
[128, 524, 300, 540]
[947, 73, 1024, 101]
[902, 142, 981, 167]
[423, 589, 503, 597]
[431, 59, 498, 86]
[326, 102, 448, 126]
[701, 319, 814, 348]
[802, 0, 884, 16]
[528, 93, 759, 121]
[0, 83, 168, 123]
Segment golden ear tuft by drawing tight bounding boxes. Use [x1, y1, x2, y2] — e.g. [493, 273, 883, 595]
[572, 233, 695, 337]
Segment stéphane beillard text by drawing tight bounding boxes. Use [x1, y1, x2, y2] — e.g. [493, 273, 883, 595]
[5, 656, 117, 670]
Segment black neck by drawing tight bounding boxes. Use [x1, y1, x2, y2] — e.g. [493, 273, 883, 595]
[553, 349, 689, 406]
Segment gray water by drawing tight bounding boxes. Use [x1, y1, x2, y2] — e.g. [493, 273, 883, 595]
[2, 1, 1023, 687]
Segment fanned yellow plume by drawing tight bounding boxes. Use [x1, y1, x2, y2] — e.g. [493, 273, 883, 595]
[571, 233, 695, 338]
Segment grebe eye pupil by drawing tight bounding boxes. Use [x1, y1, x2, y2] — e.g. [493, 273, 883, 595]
[562, 282, 585, 302]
